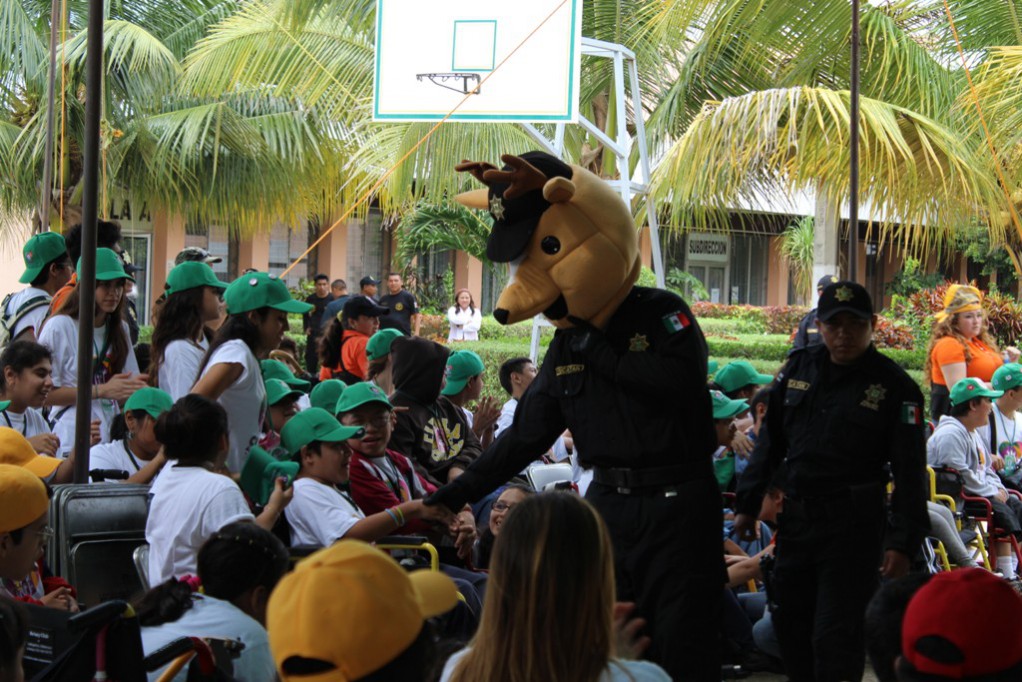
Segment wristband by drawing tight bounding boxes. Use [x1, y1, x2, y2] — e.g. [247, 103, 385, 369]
[385, 508, 400, 526]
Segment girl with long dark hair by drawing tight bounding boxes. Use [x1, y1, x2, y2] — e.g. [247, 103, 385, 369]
[38, 248, 146, 456]
[191, 272, 311, 473]
[148, 262, 226, 401]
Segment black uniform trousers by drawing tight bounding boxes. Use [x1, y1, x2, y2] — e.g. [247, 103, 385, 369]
[770, 486, 885, 682]
[305, 332, 321, 376]
[588, 478, 724, 682]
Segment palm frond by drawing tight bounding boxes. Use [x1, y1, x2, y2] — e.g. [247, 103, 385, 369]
[649, 87, 1004, 256]
[0, 0, 48, 93]
[63, 20, 180, 108]
[394, 202, 492, 265]
[180, 0, 374, 125]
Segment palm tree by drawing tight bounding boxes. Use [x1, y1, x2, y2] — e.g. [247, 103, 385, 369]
[644, 0, 1012, 255]
[0, 0, 347, 231]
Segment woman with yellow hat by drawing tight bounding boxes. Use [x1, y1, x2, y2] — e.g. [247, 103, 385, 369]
[927, 284, 1020, 420]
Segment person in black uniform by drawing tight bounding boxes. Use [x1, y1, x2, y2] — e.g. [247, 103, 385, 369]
[425, 151, 724, 681]
[790, 274, 838, 351]
[734, 281, 929, 682]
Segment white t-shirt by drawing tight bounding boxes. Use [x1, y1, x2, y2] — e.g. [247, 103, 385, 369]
[495, 398, 517, 437]
[159, 338, 208, 402]
[285, 478, 364, 547]
[141, 594, 275, 682]
[5, 287, 51, 339]
[0, 407, 52, 440]
[146, 465, 254, 585]
[38, 315, 140, 456]
[440, 650, 670, 682]
[198, 340, 266, 472]
[89, 438, 150, 481]
[447, 306, 482, 342]
[978, 404, 1022, 484]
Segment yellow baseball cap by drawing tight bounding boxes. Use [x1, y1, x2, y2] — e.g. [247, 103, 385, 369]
[0, 427, 61, 478]
[0, 463, 49, 533]
[268, 541, 458, 681]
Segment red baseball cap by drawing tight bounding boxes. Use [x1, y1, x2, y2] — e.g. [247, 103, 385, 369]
[902, 569, 1022, 678]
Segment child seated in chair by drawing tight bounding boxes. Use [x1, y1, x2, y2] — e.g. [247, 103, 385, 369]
[281, 407, 450, 547]
[137, 522, 287, 682]
[927, 378, 1022, 579]
[0, 464, 76, 612]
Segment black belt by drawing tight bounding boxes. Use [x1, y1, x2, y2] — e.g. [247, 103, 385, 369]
[593, 464, 706, 494]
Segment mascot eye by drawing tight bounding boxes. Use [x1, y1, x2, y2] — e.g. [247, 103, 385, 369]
[541, 236, 561, 255]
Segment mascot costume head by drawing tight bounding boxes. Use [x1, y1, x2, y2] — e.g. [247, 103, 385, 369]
[455, 151, 641, 329]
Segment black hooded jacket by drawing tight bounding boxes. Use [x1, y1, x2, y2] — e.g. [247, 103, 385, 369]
[388, 337, 482, 486]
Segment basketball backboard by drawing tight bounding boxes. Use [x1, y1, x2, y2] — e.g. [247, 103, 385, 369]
[373, 0, 582, 122]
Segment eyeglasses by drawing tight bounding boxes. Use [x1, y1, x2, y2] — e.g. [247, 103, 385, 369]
[342, 415, 391, 431]
[492, 501, 519, 513]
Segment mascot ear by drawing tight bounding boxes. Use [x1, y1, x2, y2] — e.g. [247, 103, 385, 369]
[455, 189, 490, 209]
[543, 176, 575, 204]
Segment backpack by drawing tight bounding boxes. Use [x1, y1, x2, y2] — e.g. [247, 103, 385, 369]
[0, 291, 51, 348]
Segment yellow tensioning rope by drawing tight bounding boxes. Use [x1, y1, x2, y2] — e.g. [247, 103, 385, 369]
[279, 0, 571, 276]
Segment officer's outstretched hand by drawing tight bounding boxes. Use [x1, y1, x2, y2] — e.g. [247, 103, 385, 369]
[880, 549, 910, 579]
[733, 513, 759, 542]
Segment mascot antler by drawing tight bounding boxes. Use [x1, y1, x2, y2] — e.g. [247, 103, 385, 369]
[455, 154, 548, 199]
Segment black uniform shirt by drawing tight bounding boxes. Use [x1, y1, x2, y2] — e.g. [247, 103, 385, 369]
[379, 290, 419, 335]
[430, 286, 717, 509]
[737, 343, 929, 553]
[791, 309, 822, 351]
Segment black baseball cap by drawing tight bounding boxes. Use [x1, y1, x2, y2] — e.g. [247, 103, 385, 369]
[817, 274, 839, 290]
[485, 151, 573, 263]
[343, 296, 388, 320]
[360, 276, 380, 287]
[817, 281, 873, 322]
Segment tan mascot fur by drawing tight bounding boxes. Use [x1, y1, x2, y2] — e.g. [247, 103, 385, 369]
[428, 151, 726, 681]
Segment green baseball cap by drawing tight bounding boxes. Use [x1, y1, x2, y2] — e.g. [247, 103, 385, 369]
[78, 248, 133, 282]
[309, 379, 346, 412]
[266, 378, 304, 407]
[165, 261, 227, 297]
[441, 350, 485, 397]
[366, 328, 405, 361]
[223, 271, 312, 315]
[281, 408, 365, 456]
[950, 378, 1003, 406]
[993, 363, 1022, 392]
[19, 232, 67, 284]
[0, 400, 11, 412]
[124, 387, 174, 419]
[335, 382, 392, 415]
[708, 359, 719, 377]
[240, 445, 299, 506]
[710, 390, 750, 420]
[714, 361, 773, 393]
[261, 359, 311, 392]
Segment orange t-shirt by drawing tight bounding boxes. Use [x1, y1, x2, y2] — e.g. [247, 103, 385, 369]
[929, 336, 1003, 385]
[319, 329, 370, 381]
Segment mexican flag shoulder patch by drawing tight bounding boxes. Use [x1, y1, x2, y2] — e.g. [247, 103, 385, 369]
[901, 401, 922, 425]
[662, 311, 691, 334]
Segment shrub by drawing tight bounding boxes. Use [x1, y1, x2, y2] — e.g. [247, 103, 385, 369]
[691, 303, 769, 327]
[983, 291, 1022, 349]
[762, 306, 810, 335]
[872, 317, 915, 350]
[707, 338, 790, 362]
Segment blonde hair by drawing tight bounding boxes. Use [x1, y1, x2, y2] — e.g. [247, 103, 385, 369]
[447, 493, 616, 682]
[926, 311, 999, 386]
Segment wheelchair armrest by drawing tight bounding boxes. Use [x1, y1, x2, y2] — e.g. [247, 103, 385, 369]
[1008, 489, 1022, 502]
[67, 600, 130, 632]
[960, 494, 993, 515]
[377, 535, 430, 547]
[144, 637, 195, 672]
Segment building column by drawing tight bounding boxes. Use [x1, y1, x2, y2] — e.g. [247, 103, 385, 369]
[238, 234, 270, 273]
[151, 212, 185, 312]
[813, 191, 842, 306]
[639, 226, 653, 270]
[766, 236, 789, 306]
[453, 250, 483, 302]
[315, 222, 349, 285]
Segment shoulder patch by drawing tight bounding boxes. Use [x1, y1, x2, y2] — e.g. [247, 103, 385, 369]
[662, 311, 691, 334]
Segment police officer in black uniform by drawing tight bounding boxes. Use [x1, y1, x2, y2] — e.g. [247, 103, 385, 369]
[791, 274, 839, 351]
[734, 281, 929, 681]
[426, 153, 724, 681]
